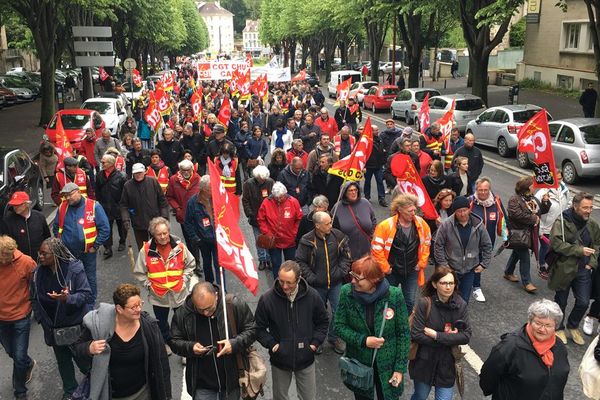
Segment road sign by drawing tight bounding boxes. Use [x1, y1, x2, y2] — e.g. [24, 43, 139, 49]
[72, 26, 114, 67]
[123, 58, 137, 71]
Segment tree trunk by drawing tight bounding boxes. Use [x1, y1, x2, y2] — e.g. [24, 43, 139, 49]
[467, 57, 475, 87]
[82, 67, 94, 100]
[324, 31, 338, 84]
[39, 58, 56, 126]
[289, 41, 297, 72]
[300, 38, 310, 69]
[339, 40, 348, 65]
[408, 58, 420, 88]
[470, 51, 489, 104]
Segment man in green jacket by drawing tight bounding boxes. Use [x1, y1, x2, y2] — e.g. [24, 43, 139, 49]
[549, 192, 600, 345]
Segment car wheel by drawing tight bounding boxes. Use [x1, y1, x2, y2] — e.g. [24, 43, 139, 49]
[372, 104, 376, 113]
[33, 179, 44, 211]
[562, 161, 579, 184]
[497, 137, 511, 158]
[517, 151, 531, 168]
[391, 109, 396, 119]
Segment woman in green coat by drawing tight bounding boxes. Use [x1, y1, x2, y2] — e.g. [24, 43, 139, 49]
[335, 255, 411, 400]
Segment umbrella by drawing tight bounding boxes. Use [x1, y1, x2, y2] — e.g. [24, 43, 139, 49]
[452, 346, 465, 398]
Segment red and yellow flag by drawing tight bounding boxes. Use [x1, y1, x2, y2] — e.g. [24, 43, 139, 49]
[291, 69, 307, 82]
[390, 153, 439, 220]
[54, 114, 73, 168]
[144, 91, 162, 130]
[190, 91, 203, 122]
[217, 97, 231, 130]
[517, 109, 558, 189]
[337, 77, 352, 102]
[328, 117, 374, 181]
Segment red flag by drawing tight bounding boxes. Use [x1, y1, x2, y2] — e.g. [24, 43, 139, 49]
[390, 154, 439, 220]
[207, 158, 259, 295]
[217, 97, 231, 129]
[291, 69, 307, 82]
[144, 92, 162, 130]
[336, 77, 352, 101]
[54, 114, 73, 168]
[436, 98, 456, 152]
[155, 87, 171, 116]
[418, 92, 430, 132]
[245, 52, 254, 67]
[161, 72, 174, 91]
[190, 91, 203, 121]
[328, 117, 374, 181]
[132, 68, 143, 86]
[517, 109, 558, 189]
[98, 67, 109, 82]
[238, 69, 251, 102]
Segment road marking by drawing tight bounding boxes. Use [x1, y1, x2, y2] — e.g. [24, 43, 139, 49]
[46, 208, 57, 225]
[461, 344, 484, 375]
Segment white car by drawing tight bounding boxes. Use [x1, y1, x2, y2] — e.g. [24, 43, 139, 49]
[123, 81, 148, 103]
[390, 88, 441, 124]
[81, 97, 127, 136]
[348, 81, 378, 104]
[381, 62, 403, 73]
[417, 94, 486, 132]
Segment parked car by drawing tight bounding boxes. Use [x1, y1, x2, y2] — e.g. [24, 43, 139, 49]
[0, 95, 4, 110]
[417, 94, 486, 132]
[306, 72, 320, 87]
[44, 109, 105, 150]
[327, 70, 362, 98]
[465, 105, 550, 157]
[349, 81, 378, 105]
[381, 62, 404, 74]
[363, 85, 400, 113]
[0, 75, 39, 98]
[366, 61, 386, 74]
[0, 79, 34, 103]
[519, 118, 600, 184]
[123, 81, 148, 103]
[0, 148, 44, 214]
[0, 86, 17, 106]
[390, 88, 441, 124]
[81, 97, 127, 137]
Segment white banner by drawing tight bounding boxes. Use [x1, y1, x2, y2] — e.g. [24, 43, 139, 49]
[196, 61, 250, 81]
[250, 67, 291, 82]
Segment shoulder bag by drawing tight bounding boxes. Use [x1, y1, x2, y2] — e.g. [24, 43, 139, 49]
[407, 297, 431, 360]
[580, 335, 600, 399]
[339, 301, 388, 393]
[225, 295, 267, 400]
[256, 234, 276, 249]
[504, 228, 532, 250]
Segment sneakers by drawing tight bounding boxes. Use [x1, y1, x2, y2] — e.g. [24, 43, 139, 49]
[103, 248, 113, 260]
[25, 359, 36, 384]
[165, 344, 172, 356]
[555, 330, 567, 344]
[583, 316, 595, 336]
[314, 345, 323, 355]
[523, 283, 537, 293]
[331, 338, 346, 355]
[503, 274, 519, 282]
[472, 288, 486, 302]
[569, 328, 585, 345]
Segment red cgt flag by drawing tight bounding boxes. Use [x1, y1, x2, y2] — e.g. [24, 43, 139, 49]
[54, 114, 73, 168]
[190, 90, 203, 121]
[291, 69, 307, 82]
[337, 77, 352, 102]
[132, 68, 142, 86]
[207, 158, 259, 295]
[328, 117, 374, 181]
[436, 98, 456, 152]
[155, 87, 171, 116]
[517, 109, 558, 189]
[98, 67, 109, 82]
[418, 92, 430, 132]
[245, 52, 254, 67]
[217, 97, 231, 130]
[144, 91, 162, 130]
[390, 154, 439, 220]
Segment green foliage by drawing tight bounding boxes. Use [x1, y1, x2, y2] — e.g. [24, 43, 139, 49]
[178, 0, 209, 54]
[509, 18, 525, 48]
[439, 24, 467, 48]
[2, 9, 35, 50]
[220, 0, 249, 34]
[519, 78, 580, 99]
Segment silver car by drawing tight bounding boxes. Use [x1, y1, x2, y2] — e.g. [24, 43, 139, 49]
[390, 88, 440, 124]
[348, 81, 378, 105]
[417, 94, 486, 132]
[519, 118, 600, 184]
[466, 105, 549, 158]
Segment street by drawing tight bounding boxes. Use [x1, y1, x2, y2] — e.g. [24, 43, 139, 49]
[1, 85, 599, 399]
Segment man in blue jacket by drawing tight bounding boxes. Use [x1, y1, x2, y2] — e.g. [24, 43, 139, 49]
[53, 182, 110, 306]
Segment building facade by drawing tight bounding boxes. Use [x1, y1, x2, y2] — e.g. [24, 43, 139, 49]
[243, 20, 269, 56]
[518, 0, 596, 90]
[197, 1, 234, 55]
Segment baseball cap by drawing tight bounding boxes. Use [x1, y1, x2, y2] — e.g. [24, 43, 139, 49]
[132, 163, 146, 174]
[60, 182, 80, 194]
[8, 191, 30, 206]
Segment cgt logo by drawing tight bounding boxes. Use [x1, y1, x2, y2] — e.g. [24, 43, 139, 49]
[85, 211, 94, 223]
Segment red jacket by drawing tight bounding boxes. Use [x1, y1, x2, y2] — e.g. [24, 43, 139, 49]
[315, 116, 338, 139]
[286, 149, 308, 168]
[79, 138, 98, 168]
[165, 172, 201, 223]
[416, 150, 433, 178]
[257, 195, 303, 249]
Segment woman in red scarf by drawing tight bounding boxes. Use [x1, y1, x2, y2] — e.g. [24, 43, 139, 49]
[479, 299, 570, 400]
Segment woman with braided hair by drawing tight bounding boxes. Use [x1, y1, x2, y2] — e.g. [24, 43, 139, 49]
[31, 238, 92, 400]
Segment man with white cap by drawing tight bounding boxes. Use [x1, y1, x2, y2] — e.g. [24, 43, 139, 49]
[120, 163, 170, 250]
[53, 182, 110, 306]
[2, 191, 51, 258]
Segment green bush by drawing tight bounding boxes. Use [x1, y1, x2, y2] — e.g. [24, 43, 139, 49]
[519, 78, 581, 99]
[510, 18, 526, 48]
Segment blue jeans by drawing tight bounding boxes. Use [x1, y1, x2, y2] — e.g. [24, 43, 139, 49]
[198, 241, 222, 286]
[473, 271, 481, 288]
[364, 167, 385, 200]
[315, 283, 342, 342]
[0, 315, 33, 397]
[194, 387, 240, 400]
[411, 381, 454, 400]
[456, 270, 475, 304]
[554, 267, 593, 330]
[387, 269, 418, 313]
[504, 248, 532, 285]
[268, 247, 296, 278]
[78, 252, 97, 306]
[539, 234, 550, 266]
[252, 226, 270, 263]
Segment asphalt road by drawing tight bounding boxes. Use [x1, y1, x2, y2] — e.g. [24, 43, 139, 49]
[1, 85, 599, 400]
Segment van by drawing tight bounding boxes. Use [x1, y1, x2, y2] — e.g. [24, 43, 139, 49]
[328, 70, 362, 98]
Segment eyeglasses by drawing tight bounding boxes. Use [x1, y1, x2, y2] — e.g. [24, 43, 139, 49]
[437, 281, 455, 287]
[277, 278, 298, 287]
[349, 271, 366, 281]
[196, 296, 218, 313]
[531, 319, 555, 330]
[124, 300, 144, 311]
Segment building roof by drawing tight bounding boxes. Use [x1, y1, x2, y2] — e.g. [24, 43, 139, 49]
[197, 1, 234, 16]
[243, 20, 260, 33]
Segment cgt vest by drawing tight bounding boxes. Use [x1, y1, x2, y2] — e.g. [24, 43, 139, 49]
[56, 168, 88, 196]
[57, 198, 97, 252]
[144, 241, 185, 297]
[146, 165, 169, 193]
[214, 157, 238, 193]
[115, 155, 125, 172]
[423, 133, 443, 154]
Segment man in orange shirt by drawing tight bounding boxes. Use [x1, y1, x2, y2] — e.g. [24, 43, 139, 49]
[0, 235, 37, 399]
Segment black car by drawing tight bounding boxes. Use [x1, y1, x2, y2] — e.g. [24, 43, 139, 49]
[306, 72, 320, 87]
[0, 148, 44, 215]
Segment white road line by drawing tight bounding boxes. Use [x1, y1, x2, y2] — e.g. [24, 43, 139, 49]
[46, 208, 57, 225]
[461, 344, 484, 375]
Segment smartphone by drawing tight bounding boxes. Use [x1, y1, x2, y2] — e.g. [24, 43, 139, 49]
[204, 345, 215, 354]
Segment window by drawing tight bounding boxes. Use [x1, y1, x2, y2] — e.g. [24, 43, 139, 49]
[565, 23, 580, 49]
[415, 90, 440, 102]
[478, 110, 495, 122]
[513, 110, 540, 123]
[396, 90, 411, 101]
[492, 110, 509, 123]
[455, 99, 485, 111]
[549, 124, 561, 138]
[533, 71, 541, 81]
[557, 126, 575, 144]
[432, 98, 448, 110]
[557, 75, 574, 90]
[579, 124, 600, 144]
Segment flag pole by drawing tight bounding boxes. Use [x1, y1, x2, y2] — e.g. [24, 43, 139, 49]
[557, 186, 565, 241]
[219, 266, 229, 340]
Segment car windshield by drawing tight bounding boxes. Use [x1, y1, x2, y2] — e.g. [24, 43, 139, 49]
[83, 102, 114, 113]
[579, 124, 600, 144]
[513, 110, 540, 123]
[455, 99, 484, 111]
[415, 90, 440, 102]
[1, 76, 24, 86]
[382, 88, 399, 96]
[49, 114, 91, 129]
[363, 83, 378, 90]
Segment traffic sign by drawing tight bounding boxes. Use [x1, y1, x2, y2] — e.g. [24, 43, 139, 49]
[123, 58, 137, 70]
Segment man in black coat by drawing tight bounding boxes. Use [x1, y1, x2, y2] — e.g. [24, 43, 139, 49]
[255, 261, 328, 400]
[299, 114, 322, 153]
[364, 125, 388, 206]
[96, 154, 127, 259]
[1, 191, 50, 258]
[452, 133, 483, 190]
[309, 154, 344, 209]
[156, 128, 184, 174]
[179, 123, 205, 164]
[126, 138, 150, 178]
[580, 83, 598, 118]
[277, 157, 311, 208]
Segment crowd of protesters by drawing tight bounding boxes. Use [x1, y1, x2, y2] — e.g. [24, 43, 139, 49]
[1, 60, 600, 400]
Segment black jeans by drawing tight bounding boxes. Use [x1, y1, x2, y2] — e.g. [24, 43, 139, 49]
[554, 267, 593, 330]
[105, 218, 126, 248]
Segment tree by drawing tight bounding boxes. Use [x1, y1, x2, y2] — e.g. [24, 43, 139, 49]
[509, 17, 525, 48]
[221, 0, 250, 33]
[175, 0, 209, 56]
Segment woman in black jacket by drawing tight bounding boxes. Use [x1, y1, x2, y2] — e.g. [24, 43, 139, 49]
[268, 148, 287, 181]
[422, 160, 452, 201]
[480, 299, 569, 400]
[448, 156, 474, 197]
[409, 266, 471, 400]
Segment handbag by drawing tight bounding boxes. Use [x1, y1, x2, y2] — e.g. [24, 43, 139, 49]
[226, 295, 267, 400]
[339, 301, 388, 393]
[407, 297, 431, 361]
[53, 324, 82, 346]
[505, 228, 532, 250]
[579, 335, 600, 399]
[256, 234, 276, 249]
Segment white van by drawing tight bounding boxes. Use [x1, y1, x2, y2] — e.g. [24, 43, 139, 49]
[328, 70, 362, 98]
